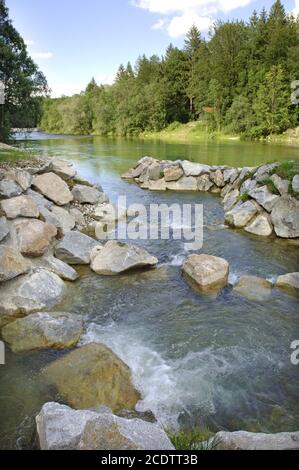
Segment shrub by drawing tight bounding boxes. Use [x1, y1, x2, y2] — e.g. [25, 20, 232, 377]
[166, 426, 218, 451]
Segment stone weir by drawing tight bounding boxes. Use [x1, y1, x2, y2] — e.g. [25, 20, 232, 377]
[122, 157, 299, 240]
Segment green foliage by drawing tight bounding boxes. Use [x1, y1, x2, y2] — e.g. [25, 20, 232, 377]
[271, 161, 299, 180]
[167, 426, 217, 451]
[260, 177, 280, 195]
[239, 192, 250, 202]
[0, 0, 48, 141]
[40, 1, 299, 139]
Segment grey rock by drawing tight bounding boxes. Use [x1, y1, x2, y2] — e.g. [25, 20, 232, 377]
[147, 162, 161, 181]
[225, 201, 259, 228]
[0, 246, 30, 282]
[254, 163, 279, 183]
[0, 195, 39, 219]
[26, 189, 53, 210]
[15, 219, 57, 257]
[271, 174, 289, 195]
[223, 168, 239, 184]
[271, 195, 299, 238]
[183, 254, 229, 293]
[244, 213, 273, 237]
[55, 231, 99, 264]
[181, 161, 211, 177]
[70, 208, 86, 227]
[50, 159, 76, 181]
[147, 179, 167, 191]
[2, 312, 83, 352]
[0, 216, 9, 242]
[164, 166, 184, 182]
[276, 273, 299, 293]
[292, 175, 299, 193]
[209, 169, 225, 187]
[38, 255, 78, 281]
[91, 240, 158, 275]
[234, 276, 272, 301]
[33, 173, 73, 206]
[5, 169, 32, 191]
[197, 174, 214, 192]
[72, 185, 104, 204]
[50, 206, 76, 234]
[222, 189, 239, 212]
[166, 176, 197, 191]
[248, 186, 279, 212]
[239, 167, 256, 181]
[0, 180, 23, 199]
[215, 430, 299, 450]
[240, 178, 257, 194]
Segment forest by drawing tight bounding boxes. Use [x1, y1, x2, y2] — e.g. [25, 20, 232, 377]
[41, 1, 299, 140]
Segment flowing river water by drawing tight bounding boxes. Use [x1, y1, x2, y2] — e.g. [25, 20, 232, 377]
[0, 133, 299, 449]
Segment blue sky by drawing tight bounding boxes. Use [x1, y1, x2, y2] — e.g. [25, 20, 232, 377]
[6, 0, 299, 97]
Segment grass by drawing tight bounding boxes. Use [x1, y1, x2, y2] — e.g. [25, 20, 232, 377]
[260, 176, 280, 195]
[0, 144, 30, 163]
[166, 426, 219, 451]
[238, 192, 250, 202]
[270, 161, 299, 181]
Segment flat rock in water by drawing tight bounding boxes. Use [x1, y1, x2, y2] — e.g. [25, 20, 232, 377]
[41, 343, 141, 412]
[234, 276, 272, 301]
[166, 176, 198, 191]
[91, 240, 158, 275]
[0, 269, 65, 327]
[244, 213, 273, 237]
[37, 255, 78, 281]
[183, 254, 229, 292]
[2, 312, 83, 352]
[276, 273, 299, 294]
[15, 219, 57, 257]
[0, 195, 39, 219]
[33, 172, 73, 206]
[148, 179, 167, 191]
[54, 231, 99, 264]
[0, 246, 30, 282]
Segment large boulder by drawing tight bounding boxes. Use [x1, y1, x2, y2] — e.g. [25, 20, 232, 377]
[292, 175, 299, 193]
[50, 159, 76, 181]
[0, 216, 9, 242]
[183, 254, 229, 292]
[2, 312, 83, 352]
[36, 403, 174, 451]
[197, 174, 214, 192]
[42, 343, 141, 412]
[215, 430, 299, 450]
[225, 201, 259, 228]
[0, 195, 39, 219]
[33, 173, 73, 206]
[5, 168, 32, 191]
[253, 163, 279, 183]
[50, 206, 76, 234]
[234, 276, 272, 301]
[240, 178, 257, 194]
[164, 165, 184, 182]
[72, 185, 105, 204]
[166, 176, 198, 191]
[78, 413, 175, 451]
[26, 189, 53, 210]
[181, 161, 210, 177]
[0, 269, 65, 327]
[0, 179, 23, 199]
[210, 169, 225, 188]
[91, 241, 158, 275]
[38, 255, 78, 281]
[54, 231, 99, 265]
[15, 219, 57, 257]
[270, 174, 289, 196]
[248, 186, 279, 212]
[223, 168, 239, 184]
[244, 213, 273, 237]
[0, 246, 29, 282]
[276, 273, 299, 294]
[271, 195, 299, 238]
[222, 189, 239, 212]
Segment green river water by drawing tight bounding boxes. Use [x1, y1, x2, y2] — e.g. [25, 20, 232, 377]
[0, 133, 299, 449]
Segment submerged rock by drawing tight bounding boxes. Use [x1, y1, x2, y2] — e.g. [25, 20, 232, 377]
[2, 312, 83, 352]
[91, 240, 158, 275]
[33, 172, 73, 206]
[276, 273, 299, 294]
[215, 430, 299, 450]
[0, 246, 29, 283]
[36, 403, 174, 451]
[244, 213, 273, 237]
[183, 254, 229, 292]
[271, 195, 299, 238]
[0, 195, 39, 219]
[15, 219, 57, 257]
[55, 231, 99, 265]
[0, 269, 65, 327]
[42, 343, 141, 412]
[234, 276, 272, 301]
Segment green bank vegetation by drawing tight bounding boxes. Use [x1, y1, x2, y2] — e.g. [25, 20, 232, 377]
[41, 1, 299, 141]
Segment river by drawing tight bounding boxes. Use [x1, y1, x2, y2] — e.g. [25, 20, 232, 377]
[0, 133, 299, 449]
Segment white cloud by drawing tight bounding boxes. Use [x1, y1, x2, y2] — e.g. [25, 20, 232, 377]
[294, 0, 299, 15]
[96, 73, 115, 86]
[25, 39, 35, 46]
[31, 52, 54, 60]
[133, 0, 254, 37]
[167, 12, 212, 37]
[49, 82, 85, 98]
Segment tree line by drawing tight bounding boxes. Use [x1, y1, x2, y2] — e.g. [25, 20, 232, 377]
[0, 0, 48, 142]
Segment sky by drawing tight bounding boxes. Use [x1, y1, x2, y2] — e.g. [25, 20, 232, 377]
[5, 0, 299, 97]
